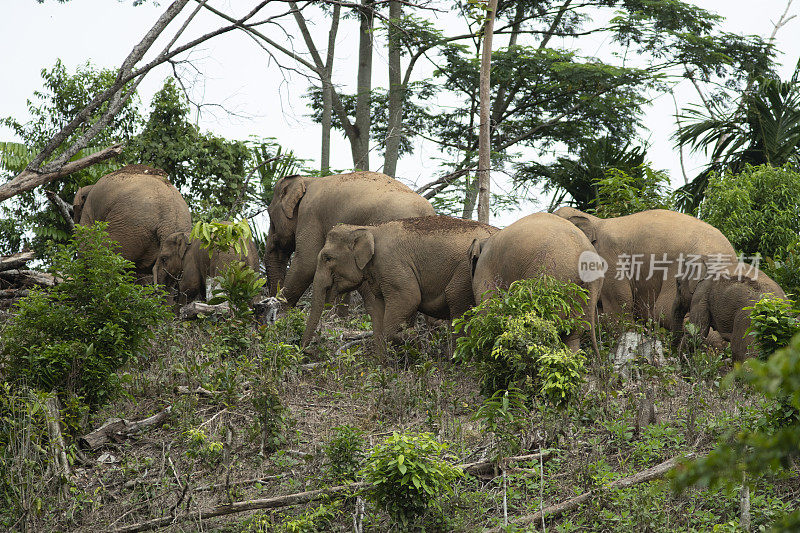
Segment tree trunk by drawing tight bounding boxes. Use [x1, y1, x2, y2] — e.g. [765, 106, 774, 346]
[476, 0, 498, 224]
[462, 175, 479, 219]
[320, 5, 341, 175]
[383, 0, 403, 177]
[352, 0, 375, 171]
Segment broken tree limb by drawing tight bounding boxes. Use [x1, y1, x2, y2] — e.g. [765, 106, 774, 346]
[0, 144, 124, 203]
[45, 189, 75, 231]
[175, 385, 220, 398]
[461, 450, 553, 481]
[0, 251, 35, 272]
[485, 453, 696, 532]
[44, 395, 72, 498]
[79, 406, 172, 450]
[179, 301, 231, 320]
[0, 269, 57, 287]
[0, 288, 28, 299]
[112, 482, 370, 533]
[111, 451, 557, 533]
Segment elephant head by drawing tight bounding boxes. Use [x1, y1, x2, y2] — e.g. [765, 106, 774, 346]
[553, 206, 599, 244]
[72, 185, 94, 223]
[155, 231, 191, 299]
[301, 226, 374, 347]
[265, 174, 307, 295]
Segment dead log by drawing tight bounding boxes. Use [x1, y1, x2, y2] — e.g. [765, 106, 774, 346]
[484, 453, 696, 532]
[45, 395, 72, 498]
[0, 288, 28, 299]
[112, 482, 370, 533]
[45, 189, 75, 231]
[175, 385, 220, 398]
[0, 251, 35, 272]
[79, 406, 172, 450]
[111, 450, 557, 533]
[179, 301, 231, 320]
[461, 451, 553, 481]
[0, 269, 57, 287]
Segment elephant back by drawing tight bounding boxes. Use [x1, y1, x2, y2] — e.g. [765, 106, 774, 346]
[78, 165, 192, 273]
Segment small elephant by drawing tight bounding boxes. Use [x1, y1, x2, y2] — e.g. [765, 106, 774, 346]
[301, 216, 497, 353]
[155, 227, 260, 306]
[554, 207, 736, 329]
[470, 212, 601, 356]
[72, 165, 192, 282]
[670, 264, 787, 361]
[264, 171, 435, 307]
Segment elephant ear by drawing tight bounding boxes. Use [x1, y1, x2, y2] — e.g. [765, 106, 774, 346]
[280, 177, 307, 219]
[468, 238, 486, 278]
[351, 228, 375, 270]
[566, 215, 597, 244]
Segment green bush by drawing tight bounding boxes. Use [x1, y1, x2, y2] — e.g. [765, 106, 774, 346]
[767, 239, 800, 297]
[699, 164, 800, 259]
[745, 296, 800, 360]
[672, 333, 800, 530]
[594, 165, 674, 218]
[190, 219, 265, 317]
[0, 223, 169, 408]
[361, 432, 462, 527]
[323, 425, 365, 481]
[454, 276, 588, 400]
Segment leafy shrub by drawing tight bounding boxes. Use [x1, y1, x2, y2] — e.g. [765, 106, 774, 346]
[190, 219, 265, 317]
[323, 425, 365, 481]
[672, 332, 800, 530]
[767, 239, 800, 297]
[185, 427, 224, 464]
[454, 276, 588, 400]
[745, 296, 800, 360]
[0, 223, 169, 408]
[361, 432, 462, 527]
[472, 387, 529, 459]
[699, 164, 800, 259]
[594, 165, 674, 218]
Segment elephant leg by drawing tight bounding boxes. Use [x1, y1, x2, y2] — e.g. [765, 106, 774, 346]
[686, 302, 712, 343]
[281, 239, 323, 307]
[363, 293, 386, 358]
[600, 279, 633, 322]
[730, 311, 754, 362]
[381, 287, 422, 351]
[334, 292, 353, 318]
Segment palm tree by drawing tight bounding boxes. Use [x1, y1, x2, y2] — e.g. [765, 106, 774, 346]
[674, 64, 800, 212]
[516, 137, 647, 211]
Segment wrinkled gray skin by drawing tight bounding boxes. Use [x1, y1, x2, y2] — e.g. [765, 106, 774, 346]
[73, 165, 192, 282]
[264, 171, 435, 307]
[301, 216, 497, 354]
[671, 265, 786, 361]
[156, 229, 260, 306]
[554, 207, 736, 329]
[470, 212, 601, 356]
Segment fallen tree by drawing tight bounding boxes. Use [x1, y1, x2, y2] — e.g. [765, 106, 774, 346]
[484, 453, 696, 532]
[79, 406, 172, 450]
[111, 450, 554, 533]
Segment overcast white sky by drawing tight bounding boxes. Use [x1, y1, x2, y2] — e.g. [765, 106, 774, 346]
[1, 0, 798, 227]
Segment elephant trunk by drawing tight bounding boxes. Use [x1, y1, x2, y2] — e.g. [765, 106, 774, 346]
[302, 268, 333, 348]
[265, 235, 290, 296]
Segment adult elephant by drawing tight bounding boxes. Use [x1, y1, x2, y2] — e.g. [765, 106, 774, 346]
[470, 212, 601, 356]
[73, 165, 192, 282]
[264, 172, 435, 307]
[671, 265, 787, 361]
[301, 216, 497, 353]
[155, 226, 260, 305]
[554, 207, 736, 329]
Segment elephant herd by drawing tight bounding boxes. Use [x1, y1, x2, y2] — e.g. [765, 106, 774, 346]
[73, 165, 788, 362]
